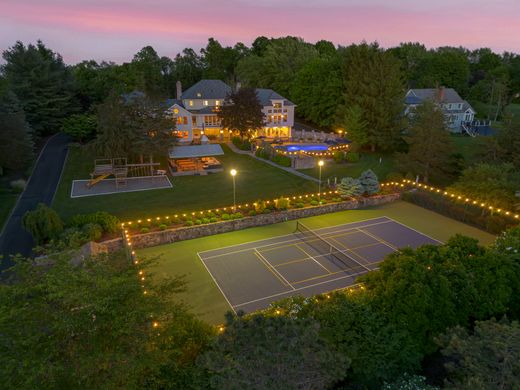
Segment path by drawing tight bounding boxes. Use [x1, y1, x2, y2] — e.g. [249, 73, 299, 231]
[0, 133, 69, 267]
[226, 142, 319, 183]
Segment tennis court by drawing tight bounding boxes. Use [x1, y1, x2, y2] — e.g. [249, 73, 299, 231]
[198, 216, 441, 313]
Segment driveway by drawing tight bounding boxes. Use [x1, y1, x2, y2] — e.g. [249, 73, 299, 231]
[0, 133, 69, 268]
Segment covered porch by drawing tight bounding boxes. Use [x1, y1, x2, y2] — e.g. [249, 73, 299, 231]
[168, 144, 224, 176]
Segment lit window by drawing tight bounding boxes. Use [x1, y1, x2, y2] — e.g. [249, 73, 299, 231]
[189, 100, 193, 107]
[173, 108, 179, 114]
[204, 100, 208, 106]
[197, 93, 201, 97]
[215, 100, 220, 106]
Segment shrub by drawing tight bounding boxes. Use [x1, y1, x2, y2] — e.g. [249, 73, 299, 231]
[60, 228, 89, 249]
[337, 177, 363, 199]
[232, 136, 252, 151]
[10, 179, 26, 192]
[184, 220, 194, 226]
[61, 113, 97, 142]
[295, 202, 305, 208]
[202, 218, 210, 224]
[346, 152, 360, 163]
[333, 151, 345, 163]
[140, 227, 150, 233]
[255, 147, 270, 159]
[22, 203, 64, 245]
[172, 217, 182, 224]
[275, 197, 290, 210]
[159, 224, 167, 230]
[69, 211, 120, 233]
[310, 200, 319, 206]
[221, 213, 231, 221]
[210, 217, 218, 223]
[82, 223, 103, 241]
[262, 208, 272, 214]
[232, 212, 243, 219]
[359, 169, 380, 195]
[254, 200, 267, 213]
[207, 212, 216, 218]
[195, 219, 202, 225]
[272, 154, 292, 167]
[248, 210, 257, 217]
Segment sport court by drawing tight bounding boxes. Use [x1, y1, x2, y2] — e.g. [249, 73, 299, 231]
[198, 216, 440, 313]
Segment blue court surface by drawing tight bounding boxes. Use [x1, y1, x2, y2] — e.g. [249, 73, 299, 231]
[198, 217, 441, 313]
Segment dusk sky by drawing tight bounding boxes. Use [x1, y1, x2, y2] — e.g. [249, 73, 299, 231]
[1, 0, 519, 64]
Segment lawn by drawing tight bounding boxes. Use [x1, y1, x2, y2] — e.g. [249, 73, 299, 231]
[53, 144, 316, 221]
[298, 152, 397, 182]
[138, 200, 496, 325]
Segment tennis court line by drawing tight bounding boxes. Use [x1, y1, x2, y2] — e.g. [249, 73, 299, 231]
[382, 216, 444, 244]
[294, 243, 332, 274]
[197, 253, 236, 314]
[197, 216, 391, 256]
[290, 266, 365, 286]
[233, 270, 368, 309]
[199, 218, 394, 261]
[355, 227, 398, 251]
[253, 248, 295, 290]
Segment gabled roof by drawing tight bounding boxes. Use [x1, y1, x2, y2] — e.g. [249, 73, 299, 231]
[181, 80, 232, 100]
[169, 144, 224, 159]
[255, 88, 295, 106]
[407, 88, 465, 104]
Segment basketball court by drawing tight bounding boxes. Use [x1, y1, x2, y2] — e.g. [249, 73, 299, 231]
[198, 216, 440, 313]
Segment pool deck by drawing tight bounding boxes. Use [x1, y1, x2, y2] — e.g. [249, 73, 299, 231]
[226, 142, 319, 183]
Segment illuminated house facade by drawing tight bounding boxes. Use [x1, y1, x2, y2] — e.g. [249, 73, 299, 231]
[167, 79, 295, 142]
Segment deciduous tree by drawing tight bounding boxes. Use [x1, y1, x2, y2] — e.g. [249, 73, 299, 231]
[218, 87, 264, 139]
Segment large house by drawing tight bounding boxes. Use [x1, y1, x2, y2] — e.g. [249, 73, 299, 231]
[167, 79, 295, 142]
[405, 87, 476, 133]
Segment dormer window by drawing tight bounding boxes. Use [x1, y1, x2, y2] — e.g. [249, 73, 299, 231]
[197, 93, 202, 97]
[273, 102, 282, 109]
[204, 100, 209, 106]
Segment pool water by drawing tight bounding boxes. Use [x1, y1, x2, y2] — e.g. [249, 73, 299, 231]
[278, 144, 329, 152]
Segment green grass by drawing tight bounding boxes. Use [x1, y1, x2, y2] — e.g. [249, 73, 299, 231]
[0, 190, 19, 232]
[505, 103, 520, 118]
[298, 152, 397, 182]
[52, 144, 316, 221]
[449, 134, 483, 164]
[138, 200, 495, 325]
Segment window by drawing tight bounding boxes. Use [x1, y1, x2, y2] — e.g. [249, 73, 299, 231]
[283, 109, 287, 113]
[268, 109, 272, 113]
[204, 115, 219, 126]
[189, 100, 193, 107]
[273, 102, 282, 109]
[215, 100, 220, 106]
[192, 116, 197, 125]
[183, 116, 188, 125]
[173, 108, 179, 114]
[197, 93, 201, 97]
[204, 100, 209, 106]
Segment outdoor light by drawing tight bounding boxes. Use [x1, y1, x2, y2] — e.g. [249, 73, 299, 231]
[318, 160, 324, 202]
[230, 169, 237, 211]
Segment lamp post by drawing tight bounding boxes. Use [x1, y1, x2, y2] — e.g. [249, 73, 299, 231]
[318, 160, 324, 203]
[230, 169, 237, 211]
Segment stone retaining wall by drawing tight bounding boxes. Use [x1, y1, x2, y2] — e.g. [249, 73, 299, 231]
[101, 193, 400, 252]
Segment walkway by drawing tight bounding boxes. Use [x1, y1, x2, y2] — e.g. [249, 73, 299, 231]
[0, 133, 70, 267]
[226, 142, 319, 183]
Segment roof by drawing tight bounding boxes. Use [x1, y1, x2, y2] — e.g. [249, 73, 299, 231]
[407, 88, 464, 104]
[255, 88, 295, 106]
[181, 80, 232, 100]
[189, 106, 219, 115]
[169, 144, 224, 159]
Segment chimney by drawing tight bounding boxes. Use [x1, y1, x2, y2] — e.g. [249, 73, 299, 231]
[176, 81, 182, 100]
[437, 86, 445, 102]
[236, 82, 241, 92]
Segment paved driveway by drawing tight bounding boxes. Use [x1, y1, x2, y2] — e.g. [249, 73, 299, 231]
[0, 133, 69, 268]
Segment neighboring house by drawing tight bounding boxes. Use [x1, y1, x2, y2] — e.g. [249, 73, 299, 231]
[405, 87, 476, 133]
[167, 79, 295, 143]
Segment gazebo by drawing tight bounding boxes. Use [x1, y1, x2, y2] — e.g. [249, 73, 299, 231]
[168, 144, 224, 175]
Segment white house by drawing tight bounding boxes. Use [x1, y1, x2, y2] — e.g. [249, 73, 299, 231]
[167, 79, 295, 142]
[404, 87, 476, 133]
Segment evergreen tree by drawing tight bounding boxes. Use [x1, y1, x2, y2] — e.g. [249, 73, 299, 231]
[397, 99, 453, 183]
[337, 177, 363, 198]
[359, 169, 380, 195]
[1, 41, 78, 136]
[336, 105, 369, 147]
[0, 89, 34, 172]
[218, 87, 264, 139]
[338, 43, 405, 151]
[22, 203, 64, 245]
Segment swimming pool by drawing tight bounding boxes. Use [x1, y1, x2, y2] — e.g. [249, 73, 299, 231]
[277, 144, 329, 152]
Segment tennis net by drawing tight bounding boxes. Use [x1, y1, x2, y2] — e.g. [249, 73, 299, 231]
[296, 221, 370, 273]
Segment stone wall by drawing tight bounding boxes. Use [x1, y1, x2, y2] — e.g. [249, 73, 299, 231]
[101, 193, 401, 252]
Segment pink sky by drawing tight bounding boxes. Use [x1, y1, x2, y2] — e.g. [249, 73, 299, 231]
[1, 0, 519, 64]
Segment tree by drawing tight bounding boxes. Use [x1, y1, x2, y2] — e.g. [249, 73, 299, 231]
[397, 99, 454, 183]
[200, 314, 348, 389]
[315, 40, 336, 57]
[236, 36, 318, 98]
[1, 41, 78, 136]
[438, 318, 520, 390]
[337, 177, 363, 198]
[0, 251, 213, 388]
[131, 46, 166, 97]
[290, 56, 343, 127]
[0, 89, 34, 173]
[94, 93, 176, 161]
[338, 43, 405, 151]
[336, 105, 369, 147]
[447, 163, 519, 210]
[61, 113, 96, 142]
[359, 169, 380, 195]
[167, 48, 203, 92]
[21, 203, 64, 245]
[200, 38, 248, 83]
[217, 87, 264, 139]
